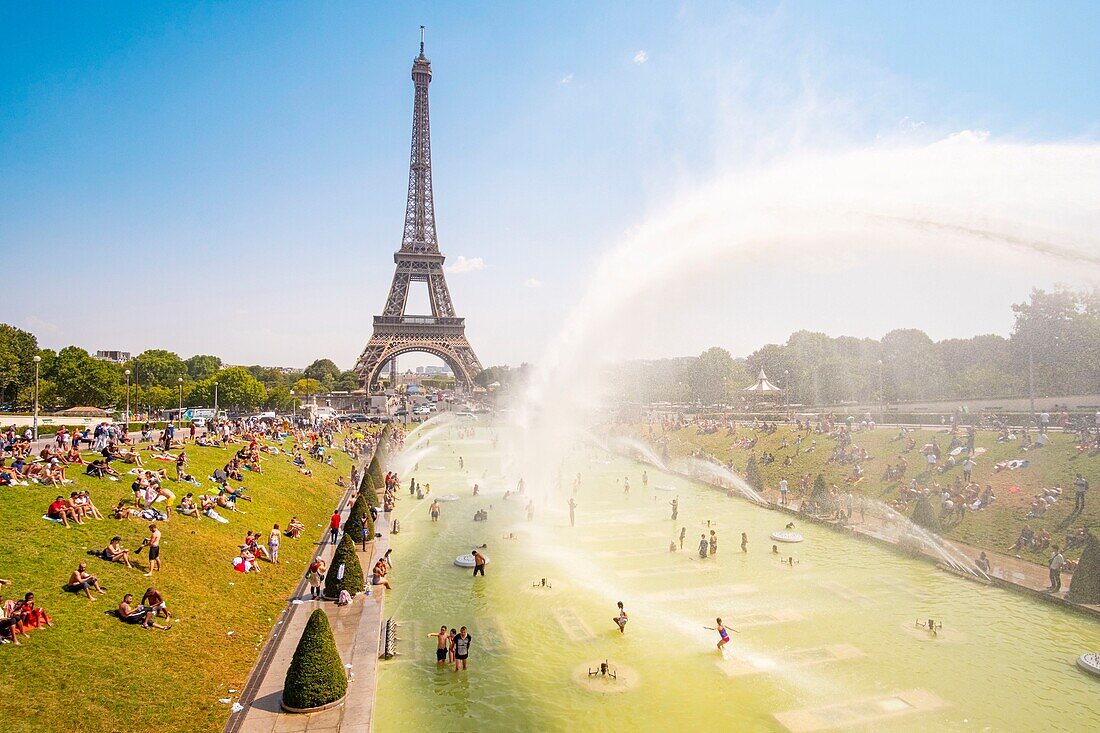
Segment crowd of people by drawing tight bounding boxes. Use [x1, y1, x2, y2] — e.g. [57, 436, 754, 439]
[1, 413, 376, 648]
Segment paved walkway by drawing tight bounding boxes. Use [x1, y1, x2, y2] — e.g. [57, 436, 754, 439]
[233, 521, 390, 733]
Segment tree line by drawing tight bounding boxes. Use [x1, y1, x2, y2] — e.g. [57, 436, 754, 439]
[0, 335, 362, 414]
[605, 288, 1100, 406]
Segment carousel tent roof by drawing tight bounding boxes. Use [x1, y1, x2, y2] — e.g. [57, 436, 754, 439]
[742, 369, 783, 393]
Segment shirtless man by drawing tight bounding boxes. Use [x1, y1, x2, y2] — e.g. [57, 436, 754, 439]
[69, 563, 106, 600]
[117, 593, 169, 630]
[141, 587, 171, 620]
[427, 625, 451, 666]
[429, 499, 441, 522]
[144, 524, 162, 576]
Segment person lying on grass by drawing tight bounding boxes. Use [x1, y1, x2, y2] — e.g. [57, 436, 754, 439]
[69, 562, 106, 600]
[112, 501, 141, 521]
[117, 593, 170, 630]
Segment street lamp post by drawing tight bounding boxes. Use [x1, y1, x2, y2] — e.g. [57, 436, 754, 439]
[290, 389, 296, 422]
[783, 369, 790, 412]
[177, 377, 184, 428]
[32, 355, 41, 441]
[214, 380, 219, 421]
[124, 369, 131, 424]
[876, 360, 885, 426]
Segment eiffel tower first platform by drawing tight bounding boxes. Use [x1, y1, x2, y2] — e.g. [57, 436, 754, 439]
[354, 34, 483, 392]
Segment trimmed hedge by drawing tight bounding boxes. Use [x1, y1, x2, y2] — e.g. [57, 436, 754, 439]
[282, 609, 347, 710]
[324, 532, 364, 598]
[344, 493, 374, 545]
[1067, 533, 1100, 604]
[910, 494, 942, 533]
[744, 455, 763, 492]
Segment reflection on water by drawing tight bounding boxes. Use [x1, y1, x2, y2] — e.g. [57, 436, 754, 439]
[375, 425, 1100, 733]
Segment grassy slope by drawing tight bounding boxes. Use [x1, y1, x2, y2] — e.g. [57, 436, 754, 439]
[625, 423, 1100, 563]
[0, 434, 352, 733]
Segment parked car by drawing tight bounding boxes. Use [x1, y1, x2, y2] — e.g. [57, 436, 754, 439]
[345, 413, 371, 423]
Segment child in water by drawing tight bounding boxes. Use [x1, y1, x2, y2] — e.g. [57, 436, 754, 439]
[704, 617, 737, 650]
[612, 601, 628, 634]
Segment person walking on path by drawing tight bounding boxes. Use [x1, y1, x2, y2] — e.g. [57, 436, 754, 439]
[329, 509, 341, 544]
[307, 559, 326, 599]
[1071, 473, 1088, 518]
[1047, 545, 1065, 593]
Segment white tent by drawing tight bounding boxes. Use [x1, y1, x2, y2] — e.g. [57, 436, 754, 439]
[742, 368, 783, 393]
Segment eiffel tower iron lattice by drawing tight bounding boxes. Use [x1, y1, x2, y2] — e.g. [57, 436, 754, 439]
[354, 35, 483, 392]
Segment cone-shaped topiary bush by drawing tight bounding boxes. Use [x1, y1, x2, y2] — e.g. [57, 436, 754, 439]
[745, 455, 764, 492]
[368, 452, 385, 492]
[324, 532, 364, 598]
[910, 494, 941, 533]
[344, 493, 375, 546]
[1067, 532, 1100, 604]
[362, 473, 380, 508]
[282, 609, 347, 710]
[808, 473, 833, 514]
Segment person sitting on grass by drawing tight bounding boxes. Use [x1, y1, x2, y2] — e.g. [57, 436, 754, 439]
[1, 590, 32, 645]
[285, 516, 305, 539]
[68, 562, 106, 600]
[47, 495, 78, 528]
[243, 530, 270, 561]
[103, 536, 134, 568]
[177, 493, 200, 519]
[371, 559, 392, 589]
[115, 445, 144, 467]
[63, 445, 85, 464]
[13, 592, 52, 630]
[140, 587, 171, 622]
[117, 593, 170, 630]
[85, 459, 119, 479]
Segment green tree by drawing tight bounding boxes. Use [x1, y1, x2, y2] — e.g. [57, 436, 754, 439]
[128, 349, 187, 388]
[210, 367, 267, 411]
[281, 609, 347, 709]
[185, 354, 222, 381]
[332, 370, 361, 392]
[324, 532, 364, 598]
[265, 386, 295, 411]
[0, 324, 39, 407]
[53, 346, 121, 407]
[1066, 533, 1100, 605]
[292, 378, 324, 398]
[690, 347, 739, 405]
[304, 359, 341, 391]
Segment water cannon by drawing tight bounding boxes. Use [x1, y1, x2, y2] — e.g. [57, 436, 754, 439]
[532, 578, 552, 589]
[588, 659, 617, 679]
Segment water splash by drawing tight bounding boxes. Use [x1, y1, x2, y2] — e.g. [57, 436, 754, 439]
[676, 457, 770, 506]
[863, 498, 991, 581]
[610, 435, 668, 471]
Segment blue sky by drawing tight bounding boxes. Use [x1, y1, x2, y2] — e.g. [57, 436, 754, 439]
[2, 1, 1099, 370]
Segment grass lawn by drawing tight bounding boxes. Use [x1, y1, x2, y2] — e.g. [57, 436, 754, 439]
[622, 422, 1100, 564]
[0, 432, 356, 733]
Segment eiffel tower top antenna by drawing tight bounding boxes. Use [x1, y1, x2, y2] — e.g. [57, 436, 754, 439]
[419, 25, 425, 56]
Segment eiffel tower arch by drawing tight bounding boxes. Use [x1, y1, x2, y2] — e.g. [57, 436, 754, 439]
[354, 32, 483, 392]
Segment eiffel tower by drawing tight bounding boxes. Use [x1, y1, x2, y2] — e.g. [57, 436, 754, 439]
[354, 31, 483, 392]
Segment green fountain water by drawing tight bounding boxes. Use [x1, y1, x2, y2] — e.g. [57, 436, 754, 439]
[374, 423, 1099, 732]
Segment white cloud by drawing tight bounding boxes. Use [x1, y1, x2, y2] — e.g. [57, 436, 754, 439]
[559, 73, 573, 85]
[524, 277, 543, 288]
[447, 256, 485, 274]
[633, 50, 648, 64]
